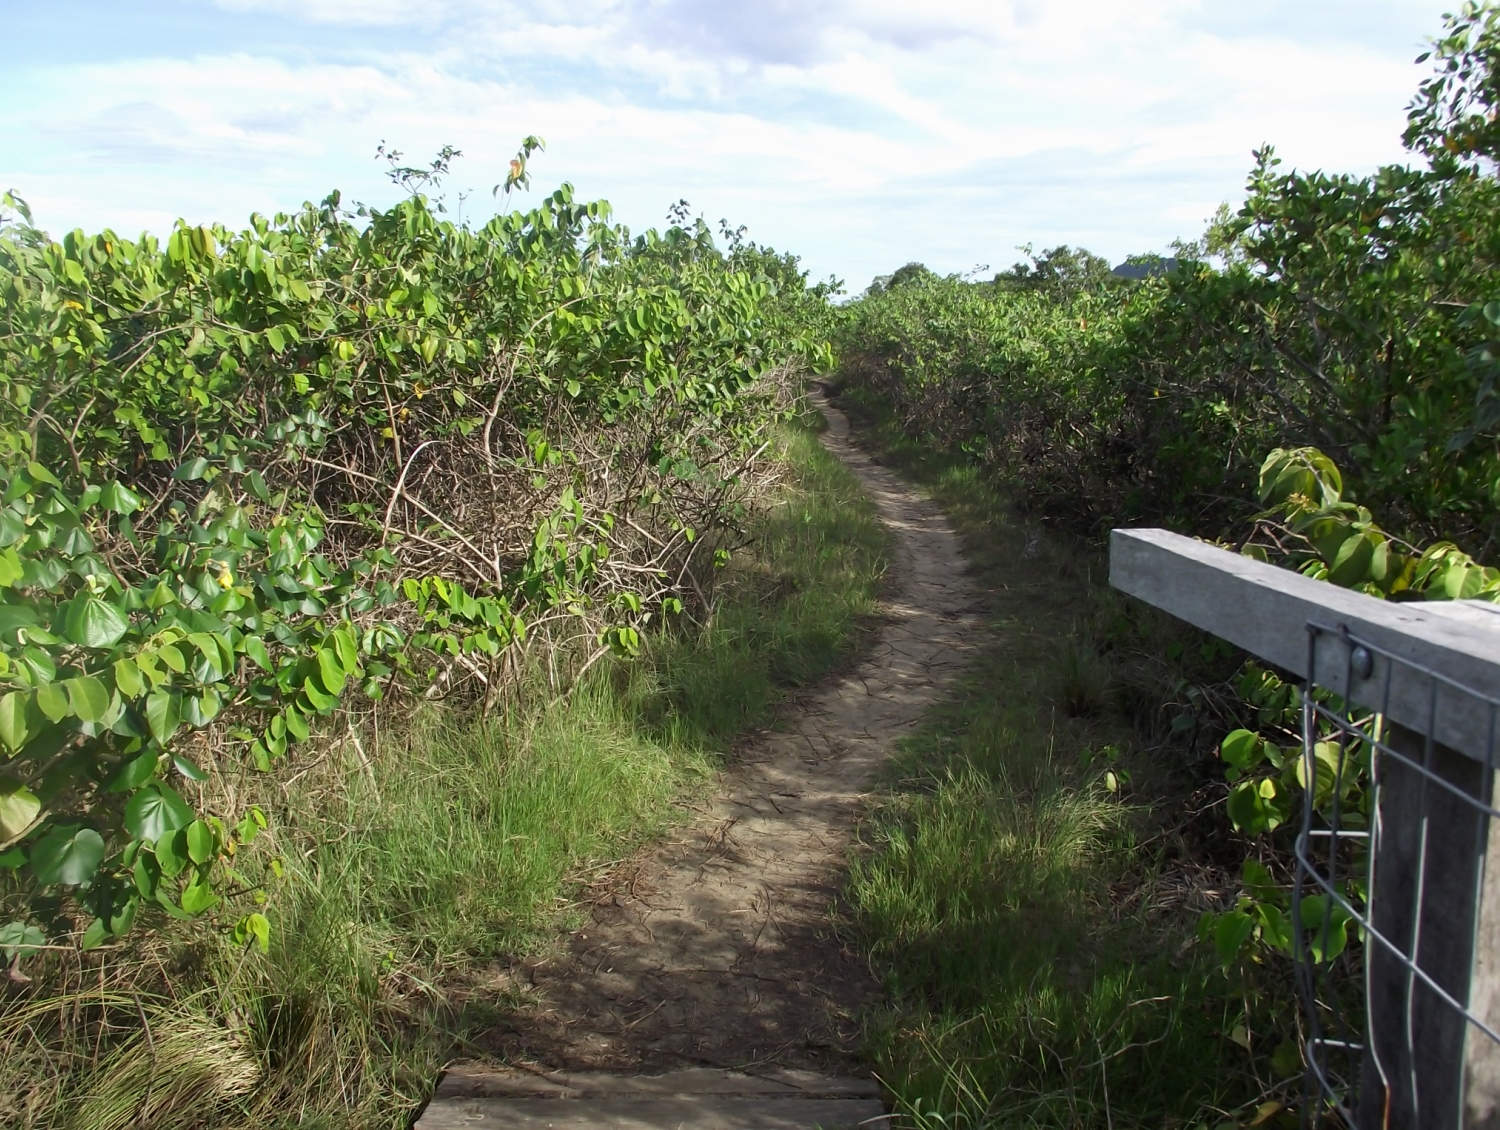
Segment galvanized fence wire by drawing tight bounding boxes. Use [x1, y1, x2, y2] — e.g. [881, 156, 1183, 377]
[1294, 621, 1500, 1128]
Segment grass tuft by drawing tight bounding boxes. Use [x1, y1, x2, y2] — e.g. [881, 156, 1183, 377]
[839, 391, 1249, 1128]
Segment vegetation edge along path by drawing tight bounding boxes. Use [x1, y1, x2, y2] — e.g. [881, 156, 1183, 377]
[420, 386, 987, 1114]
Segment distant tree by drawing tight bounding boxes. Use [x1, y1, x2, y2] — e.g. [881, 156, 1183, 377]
[866, 261, 935, 296]
[1170, 202, 1249, 266]
[993, 244, 1114, 300]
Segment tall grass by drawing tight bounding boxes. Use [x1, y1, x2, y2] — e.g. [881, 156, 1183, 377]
[840, 392, 1255, 1128]
[0, 414, 888, 1130]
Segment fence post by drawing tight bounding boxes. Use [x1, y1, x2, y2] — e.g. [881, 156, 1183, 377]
[1357, 728, 1484, 1128]
[1467, 801, 1500, 1127]
[1108, 528, 1500, 1129]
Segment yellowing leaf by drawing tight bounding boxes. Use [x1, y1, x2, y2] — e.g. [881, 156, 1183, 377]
[0, 781, 41, 840]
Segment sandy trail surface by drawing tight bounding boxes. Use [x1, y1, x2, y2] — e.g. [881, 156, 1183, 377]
[485, 390, 985, 1074]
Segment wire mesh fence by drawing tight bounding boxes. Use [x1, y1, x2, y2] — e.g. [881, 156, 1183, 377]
[1295, 620, 1500, 1129]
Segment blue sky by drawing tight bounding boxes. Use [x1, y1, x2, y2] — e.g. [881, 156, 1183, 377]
[1, 0, 1456, 290]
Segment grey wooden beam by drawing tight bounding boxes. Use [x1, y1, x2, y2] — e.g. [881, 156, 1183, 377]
[1110, 528, 1500, 764]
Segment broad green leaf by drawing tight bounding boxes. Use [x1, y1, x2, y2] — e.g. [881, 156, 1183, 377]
[154, 887, 193, 920]
[1327, 531, 1376, 587]
[0, 780, 41, 840]
[180, 874, 219, 914]
[21, 556, 67, 592]
[283, 706, 310, 742]
[87, 893, 138, 945]
[235, 911, 271, 954]
[302, 676, 336, 711]
[172, 755, 209, 781]
[187, 633, 226, 680]
[99, 480, 144, 515]
[81, 917, 109, 950]
[155, 829, 188, 878]
[35, 682, 70, 723]
[133, 852, 160, 897]
[65, 676, 110, 723]
[1219, 729, 1264, 770]
[113, 658, 145, 698]
[1255, 903, 1293, 953]
[0, 691, 31, 752]
[0, 512, 24, 547]
[1227, 778, 1285, 834]
[20, 646, 56, 684]
[173, 457, 211, 482]
[242, 635, 272, 670]
[185, 820, 215, 865]
[250, 739, 273, 771]
[135, 652, 164, 688]
[156, 644, 186, 674]
[26, 462, 61, 488]
[0, 920, 45, 962]
[235, 806, 267, 845]
[315, 648, 347, 695]
[64, 597, 129, 648]
[105, 750, 159, 793]
[125, 784, 192, 842]
[31, 826, 105, 885]
[183, 687, 222, 728]
[145, 688, 181, 743]
[331, 627, 358, 672]
[1214, 909, 1256, 966]
[56, 524, 93, 556]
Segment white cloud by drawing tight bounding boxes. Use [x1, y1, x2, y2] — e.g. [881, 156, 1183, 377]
[1, 0, 1456, 287]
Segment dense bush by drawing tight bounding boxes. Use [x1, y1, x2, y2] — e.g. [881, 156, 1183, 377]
[839, 8, 1500, 559]
[0, 154, 831, 964]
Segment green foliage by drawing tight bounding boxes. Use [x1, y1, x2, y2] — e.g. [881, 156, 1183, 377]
[1406, 3, 1500, 169]
[993, 243, 1117, 300]
[865, 262, 935, 297]
[838, 10, 1500, 553]
[1253, 446, 1500, 600]
[0, 156, 831, 963]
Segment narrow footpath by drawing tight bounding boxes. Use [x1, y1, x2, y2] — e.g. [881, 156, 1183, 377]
[418, 389, 986, 1128]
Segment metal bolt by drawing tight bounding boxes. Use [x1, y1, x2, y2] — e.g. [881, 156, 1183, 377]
[1351, 645, 1374, 680]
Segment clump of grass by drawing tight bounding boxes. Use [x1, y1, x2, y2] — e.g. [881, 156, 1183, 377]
[64, 1003, 259, 1130]
[0, 411, 889, 1130]
[1055, 637, 1111, 717]
[840, 394, 1251, 1127]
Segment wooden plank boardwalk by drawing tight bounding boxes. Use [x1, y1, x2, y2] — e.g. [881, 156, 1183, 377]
[415, 1067, 889, 1129]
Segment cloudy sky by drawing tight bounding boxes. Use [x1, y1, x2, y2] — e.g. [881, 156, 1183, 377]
[1, 0, 1454, 290]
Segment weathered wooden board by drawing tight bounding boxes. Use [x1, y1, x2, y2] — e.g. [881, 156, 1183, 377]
[414, 1068, 888, 1130]
[1110, 528, 1500, 762]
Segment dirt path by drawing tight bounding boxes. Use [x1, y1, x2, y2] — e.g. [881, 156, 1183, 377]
[485, 389, 985, 1074]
